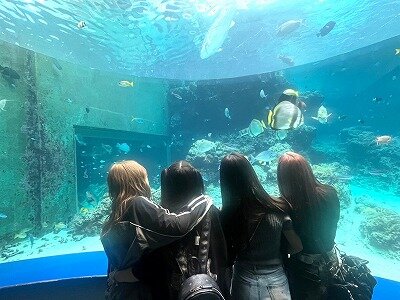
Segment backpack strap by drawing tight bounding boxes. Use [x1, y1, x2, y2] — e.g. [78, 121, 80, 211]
[197, 210, 212, 274]
[175, 210, 212, 277]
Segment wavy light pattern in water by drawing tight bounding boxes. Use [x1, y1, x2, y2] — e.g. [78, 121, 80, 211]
[0, 0, 399, 79]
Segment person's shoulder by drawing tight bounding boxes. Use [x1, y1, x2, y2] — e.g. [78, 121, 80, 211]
[128, 195, 155, 209]
[323, 185, 338, 197]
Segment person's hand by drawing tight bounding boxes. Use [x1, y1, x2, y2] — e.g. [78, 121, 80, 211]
[114, 268, 138, 283]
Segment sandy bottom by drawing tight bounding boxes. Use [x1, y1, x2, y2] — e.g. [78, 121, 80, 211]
[336, 184, 400, 282]
[1, 184, 399, 282]
[0, 230, 103, 263]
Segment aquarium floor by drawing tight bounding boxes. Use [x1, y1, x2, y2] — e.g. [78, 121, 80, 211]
[336, 184, 400, 282]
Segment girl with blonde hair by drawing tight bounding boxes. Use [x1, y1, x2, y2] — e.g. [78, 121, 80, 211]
[101, 160, 212, 299]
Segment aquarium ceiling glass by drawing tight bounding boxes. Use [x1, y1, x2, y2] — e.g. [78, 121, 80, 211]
[0, 0, 399, 80]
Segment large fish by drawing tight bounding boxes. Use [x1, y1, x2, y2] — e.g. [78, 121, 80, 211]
[317, 21, 336, 37]
[200, 6, 236, 59]
[276, 20, 304, 37]
[265, 101, 304, 130]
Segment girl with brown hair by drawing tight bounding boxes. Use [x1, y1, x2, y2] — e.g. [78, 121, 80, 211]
[277, 152, 340, 300]
[100, 160, 212, 299]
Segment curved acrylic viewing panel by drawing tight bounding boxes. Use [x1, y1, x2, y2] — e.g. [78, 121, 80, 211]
[0, 0, 399, 79]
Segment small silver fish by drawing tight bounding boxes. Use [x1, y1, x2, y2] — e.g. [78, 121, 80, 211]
[77, 20, 86, 29]
[0, 213, 7, 219]
[224, 107, 231, 119]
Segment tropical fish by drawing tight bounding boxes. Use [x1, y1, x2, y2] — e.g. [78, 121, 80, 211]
[118, 80, 134, 87]
[131, 117, 154, 125]
[14, 228, 32, 239]
[239, 119, 265, 137]
[278, 54, 295, 66]
[277, 89, 299, 104]
[395, 49, 399, 55]
[259, 89, 267, 98]
[252, 149, 279, 164]
[0, 212, 7, 219]
[200, 6, 236, 59]
[116, 142, 130, 153]
[77, 20, 86, 29]
[101, 143, 112, 154]
[312, 105, 332, 124]
[0, 99, 14, 111]
[249, 119, 265, 137]
[54, 222, 67, 231]
[277, 20, 304, 36]
[372, 97, 383, 103]
[375, 135, 392, 145]
[171, 91, 183, 100]
[28, 233, 35, 248]
[265, 101, 304, 130]
[276, 130, 288, 140]
[0, 65, 20, 80]
[368, 169, 387, 177]
[317, 21, 336, 37]
[80, 207, 89, 215]
[192, 139, 216, 154]
[283, 89, 299, 97]
[74, 134, 87, 146]
[224, 107, 231, 119]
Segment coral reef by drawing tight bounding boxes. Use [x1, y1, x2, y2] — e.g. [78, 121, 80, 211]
[286, 125, 316, 151]
[357, 203, 400, 258]
[311, 162, 352, 207]
[300, 91, 325, 113]
[340, 126, 400, 193]
[70, 195, 111, 236]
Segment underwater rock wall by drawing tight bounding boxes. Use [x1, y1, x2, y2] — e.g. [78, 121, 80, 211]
[0, 42, 30, 239]
[0, 40, 169, 244]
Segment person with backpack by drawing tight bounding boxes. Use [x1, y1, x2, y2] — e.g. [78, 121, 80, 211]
[101, 160, 212, 299]
[219, 153, 303, 300]
[112, 161, 229, 299]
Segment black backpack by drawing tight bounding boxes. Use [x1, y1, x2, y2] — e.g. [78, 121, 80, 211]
[178, 211, 225, 300]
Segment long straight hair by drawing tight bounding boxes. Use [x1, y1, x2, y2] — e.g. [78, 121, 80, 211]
[220, 152, 288, 251]
[277, 152, 334, 226]
[102, 160, 151, 235]
[160, 161, 204, 212]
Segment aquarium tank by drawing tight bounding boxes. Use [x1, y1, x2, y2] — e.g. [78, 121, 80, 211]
[0, 0, 399, 291]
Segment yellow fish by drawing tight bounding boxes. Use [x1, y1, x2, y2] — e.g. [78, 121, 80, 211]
[395, 49, 400, 55]
[80, 207, 89, 215]
[283, 89, 299, 97]
[118, 80, 134, 87]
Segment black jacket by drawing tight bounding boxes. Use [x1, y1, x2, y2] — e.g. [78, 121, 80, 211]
[133, 205, 229, 300]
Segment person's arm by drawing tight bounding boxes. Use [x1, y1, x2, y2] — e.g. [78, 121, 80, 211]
[111, 268, 138, 283]
[282, 215, 303, 254]
[131, 195, 212, 238]
[208, 207, 231, 299]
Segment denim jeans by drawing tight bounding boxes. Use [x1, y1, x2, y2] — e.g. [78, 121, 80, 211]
[231, 262, 291, 300]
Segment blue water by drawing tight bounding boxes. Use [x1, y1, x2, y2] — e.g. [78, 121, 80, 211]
[0, 0, 399, 296]
[0, 1, 399, 79]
